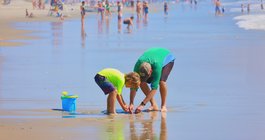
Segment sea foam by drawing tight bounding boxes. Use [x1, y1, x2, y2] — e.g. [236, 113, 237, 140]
[234, 14, 265, 31]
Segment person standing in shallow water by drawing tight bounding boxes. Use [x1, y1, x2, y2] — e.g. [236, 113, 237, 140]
[129, 47, 175, 113]
[247, 3, 250, 14]
[136, 0, 142, 19]
[164, 2, 168, 16]
[80, 1, 86, 27]
[117, 1, 123, 21]
[143, 1, 149, 19]
[215, 0, 221, 16]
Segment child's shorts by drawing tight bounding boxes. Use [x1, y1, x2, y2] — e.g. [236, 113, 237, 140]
[94, 74, 115, 95]
[123, 20, 130, 24]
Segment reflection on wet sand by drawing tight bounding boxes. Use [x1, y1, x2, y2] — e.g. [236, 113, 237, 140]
[51, 21, 63, 47]
[160, 112, 167, 140]
[129, 112, 167, 140]
[102, 115, 126, 140]
[105, 17, 110, 34]
[98, 18, 103, 34]
[99, 112, 167, 140]
[143, 16, 148, 27]
[97, 17, 111, 35]
[81, 24, 86, 48]
[118, 19, 122, 33]
[136, 17, 142, 30]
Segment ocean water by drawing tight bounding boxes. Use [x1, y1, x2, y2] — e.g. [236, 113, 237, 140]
[230, 0, 265, 31]
[1, 0, 265, 139]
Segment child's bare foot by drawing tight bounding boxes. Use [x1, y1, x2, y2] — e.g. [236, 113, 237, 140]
[161, 106, 167, 112]
[147, 105, 159, 112]
[108, 112, 117, 115]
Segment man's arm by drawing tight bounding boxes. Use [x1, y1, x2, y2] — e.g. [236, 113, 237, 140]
[135, 89, 157, 113]
[142, 89, 157, 104]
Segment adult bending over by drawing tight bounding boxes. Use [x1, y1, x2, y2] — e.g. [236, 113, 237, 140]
[129, 47, 175, 113]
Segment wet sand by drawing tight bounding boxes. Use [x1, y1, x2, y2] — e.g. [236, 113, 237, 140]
[1, 0, 265, 140]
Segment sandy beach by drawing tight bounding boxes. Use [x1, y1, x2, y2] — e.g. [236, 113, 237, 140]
[0, 0, 84, 46]
[1, 0, 265, 140]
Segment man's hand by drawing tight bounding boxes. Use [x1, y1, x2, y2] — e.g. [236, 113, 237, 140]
[135, 105, 144, 114]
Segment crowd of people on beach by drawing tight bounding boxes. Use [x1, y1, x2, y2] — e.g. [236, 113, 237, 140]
[79, 0, 151, 31]
[14, 0, 265, 24]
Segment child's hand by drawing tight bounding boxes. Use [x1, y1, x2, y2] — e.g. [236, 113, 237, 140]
[129, 104, 134, 114]
[122, 105, 129, 112]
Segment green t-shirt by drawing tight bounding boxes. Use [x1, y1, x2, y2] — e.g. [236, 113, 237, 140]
[134, 47, 170, 89]
[98, 68, 125, 95]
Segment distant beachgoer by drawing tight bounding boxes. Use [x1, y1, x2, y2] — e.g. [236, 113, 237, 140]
[129, 47, 175, 114]
[26, 9, 29, 17]
[241, 4, 244, 13]
[247, 3, 250, 13]
[194, 0, 197, 5]
[123, 16, 134, 29]
[136, 0, 142, 18]
[105, 1, 112, 17]
[25, 9, 34, 18]
[215, 0, 221, 16]
[130, 0, 134, 7]
[38, 0, 45, 9]
[80, 1, 86, 26]
[97, 1, 105, 19]
[222, 6, 225, 13]
[164, 2, 168, 15]
[143, 1, 149, 19]
[49, 4, 61, 17]
[32, 0, 37, 9]
[117, 1, 123, 20]
[94, 68, 140, 114]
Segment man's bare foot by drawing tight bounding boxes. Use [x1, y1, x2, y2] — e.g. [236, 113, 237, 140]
[147, 105, 159, 112]
[161, 106, 167, 112]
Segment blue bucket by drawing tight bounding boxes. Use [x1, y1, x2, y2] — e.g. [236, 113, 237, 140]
[61, 91, 78, 112]
[61, 98, 77, 112]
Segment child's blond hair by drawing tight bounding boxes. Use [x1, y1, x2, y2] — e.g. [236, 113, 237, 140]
[125, 72, 140, 88]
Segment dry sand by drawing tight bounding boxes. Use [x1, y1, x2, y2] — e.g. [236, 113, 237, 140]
[0, 0, 90, 47]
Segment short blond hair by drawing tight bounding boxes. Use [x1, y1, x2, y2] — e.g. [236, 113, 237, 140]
[125, 72, 141, 88]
